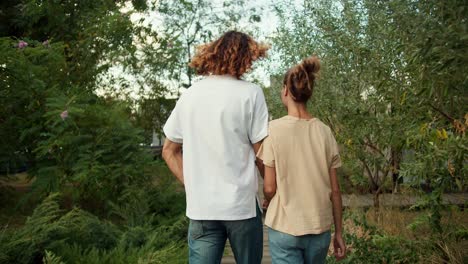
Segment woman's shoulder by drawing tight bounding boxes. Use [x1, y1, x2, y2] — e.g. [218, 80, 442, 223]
[314, 118, 332, 129]
[268, 116, 288, 127]
[314, 120, 339, 143]
[267, 116, 293, 134]
[269, 116, 334, 134]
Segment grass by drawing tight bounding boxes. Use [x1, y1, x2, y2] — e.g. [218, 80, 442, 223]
[340, 206, 468, 263]
[364, 207, 467, 239]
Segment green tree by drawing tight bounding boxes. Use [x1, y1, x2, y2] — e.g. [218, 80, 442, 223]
[156, 0, 263, 89]
[269, 0, 467, 225]
[134, 91, 176, 143]
[0, 1, 163, 206]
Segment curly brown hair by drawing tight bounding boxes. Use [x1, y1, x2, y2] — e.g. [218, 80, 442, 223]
[189, 31, 269, 79]
[283, 56, 321, 103]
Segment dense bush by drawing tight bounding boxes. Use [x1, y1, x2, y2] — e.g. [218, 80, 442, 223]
[31, 90, 156, 208]
[0, 191, 187, 264]
[0, 2, 190, 262]
[0, 35, 160, 210]
[327, 210, 419, 264]
[0, 0, 170, 193]
[328, 232, 420, 264]
[0, 0, 145, 174]
[0, 37, 67, 174]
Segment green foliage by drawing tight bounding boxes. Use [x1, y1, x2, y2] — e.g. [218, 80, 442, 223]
[0, 0, 159, 176]
[327, 211, 420, 263]
[43, 250, 65, 264]
[108, 176, 186, 227]
[156, 0, 263, 88]
[53, 242, 187, 264]
[29, 91, 156, 207]
[0, 2, 191, 262]
[0, 193, 66, 263]
[263, 80, 287, 120]
[270, 0, 467, 228]
[16, 0, 138, 86]
[0, 18, 160, 208]
[134, 96, 176, 143]
[0, 37, 67, 173]
[271, 0, 410, 193]
[59, 208, 121, 250]
[0, 188, 187, 264]
[332, 234, 419, 264]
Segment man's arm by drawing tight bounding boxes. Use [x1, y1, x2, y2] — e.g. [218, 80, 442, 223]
[253, 141, 265, 178]
[263, 165, 277, 202]
[329, 167, 346, 260]
[162, 139, 184, 185]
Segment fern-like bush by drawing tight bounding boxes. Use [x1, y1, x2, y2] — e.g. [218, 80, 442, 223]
[0, 190, 188, 264]
[43, 251, 65, 264]
[1, 193, 66, 263]
[28, 91, 157, 211]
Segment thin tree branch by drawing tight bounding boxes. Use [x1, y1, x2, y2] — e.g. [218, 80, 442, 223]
[364, 136, 386, 157]
[429, 103, 455, 122]
[359, 157, 378, 190]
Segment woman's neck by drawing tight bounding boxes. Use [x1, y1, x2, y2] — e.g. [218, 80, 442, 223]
[287, 102, 313, 119]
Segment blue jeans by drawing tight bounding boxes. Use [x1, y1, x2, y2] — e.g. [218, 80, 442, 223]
[188, 205, 263, 264]
[268, 228, 331, 264]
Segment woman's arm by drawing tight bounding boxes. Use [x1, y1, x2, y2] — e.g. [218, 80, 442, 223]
[329, 167, 346, 260]
[263, 165, 277, 202]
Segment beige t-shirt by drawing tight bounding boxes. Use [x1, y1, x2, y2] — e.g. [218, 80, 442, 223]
[257, 116, 342, 236]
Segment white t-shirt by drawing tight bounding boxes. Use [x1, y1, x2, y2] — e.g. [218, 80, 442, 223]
[163, 75, 269, 220]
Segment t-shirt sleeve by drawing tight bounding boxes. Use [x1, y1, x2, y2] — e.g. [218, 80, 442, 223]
[328, 130, 342, 168]
[249, 87, 269, 144]
[256, 134, 275, 167]
[163, 97, 184, 144]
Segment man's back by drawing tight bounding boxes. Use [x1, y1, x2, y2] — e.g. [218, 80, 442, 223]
[164, 75, 268, 220]
[162, 31, 268, 264]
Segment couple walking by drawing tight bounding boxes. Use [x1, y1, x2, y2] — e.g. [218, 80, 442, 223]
[162, 31, 346, 264]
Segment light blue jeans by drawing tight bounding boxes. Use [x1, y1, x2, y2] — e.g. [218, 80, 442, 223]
[268, 228, 331, 264]
[188, 204, 263, 264]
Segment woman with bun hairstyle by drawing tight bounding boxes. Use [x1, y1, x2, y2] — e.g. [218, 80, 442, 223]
[257, 56, 346, 263]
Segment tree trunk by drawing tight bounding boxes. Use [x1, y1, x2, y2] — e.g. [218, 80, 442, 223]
[373, 189, 381, 209]
[186, 40, 192, 87]
[391, 148, 402, 193]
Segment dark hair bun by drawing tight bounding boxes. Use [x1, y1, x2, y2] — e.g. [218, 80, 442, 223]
[301, 56, 320, 82]
[283, 56, 321, 103]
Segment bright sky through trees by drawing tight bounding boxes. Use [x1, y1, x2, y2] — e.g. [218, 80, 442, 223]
[99, 0, 300, 100]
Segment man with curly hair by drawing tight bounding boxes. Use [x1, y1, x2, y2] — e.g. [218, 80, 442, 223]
[162, 31, 269, 264]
